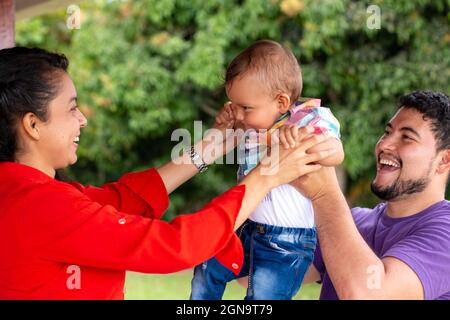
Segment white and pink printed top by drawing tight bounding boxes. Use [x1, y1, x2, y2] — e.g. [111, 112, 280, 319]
[237, 98, 341, 228]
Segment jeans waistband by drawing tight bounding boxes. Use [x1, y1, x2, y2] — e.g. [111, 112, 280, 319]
[242, 219, 316, 237]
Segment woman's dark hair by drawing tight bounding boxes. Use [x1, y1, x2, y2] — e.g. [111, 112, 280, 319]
[398, 90, 450, 151]
[0, 46, 69, 162]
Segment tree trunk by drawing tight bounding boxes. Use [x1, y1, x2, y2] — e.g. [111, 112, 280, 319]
[0, 0, 15, 49]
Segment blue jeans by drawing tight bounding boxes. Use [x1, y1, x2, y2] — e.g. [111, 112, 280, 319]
[190, 220, 317, 300]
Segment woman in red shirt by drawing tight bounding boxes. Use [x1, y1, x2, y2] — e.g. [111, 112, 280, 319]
[0, 47, 333, 299]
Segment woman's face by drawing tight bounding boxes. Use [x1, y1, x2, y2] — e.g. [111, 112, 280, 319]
[37, 73, 87, 172]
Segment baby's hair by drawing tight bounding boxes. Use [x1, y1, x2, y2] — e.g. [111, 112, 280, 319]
[225, 39, 302, 102]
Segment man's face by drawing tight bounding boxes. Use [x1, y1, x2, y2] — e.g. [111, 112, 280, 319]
[371, 107, 439, 201]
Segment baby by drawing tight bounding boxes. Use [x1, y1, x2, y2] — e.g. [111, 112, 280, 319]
[191, 40, 344, 300]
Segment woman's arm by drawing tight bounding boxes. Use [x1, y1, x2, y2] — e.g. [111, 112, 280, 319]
[157, 103, 241, 194]
[70, 168, 168, 219]
[34, 129, 335, 275]
[159, 126, 338, 231]
[156, 138, 212, 195]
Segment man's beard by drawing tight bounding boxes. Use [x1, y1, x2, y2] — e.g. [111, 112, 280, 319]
[370, 169, 431, 201]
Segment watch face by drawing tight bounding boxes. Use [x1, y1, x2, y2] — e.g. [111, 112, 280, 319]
[190, 147, 207, 172]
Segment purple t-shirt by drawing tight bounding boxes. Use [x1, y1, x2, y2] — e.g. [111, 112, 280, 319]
[313, 200, 450, 300]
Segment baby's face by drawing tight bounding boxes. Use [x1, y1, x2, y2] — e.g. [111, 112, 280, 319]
[226, 73, 283, 130]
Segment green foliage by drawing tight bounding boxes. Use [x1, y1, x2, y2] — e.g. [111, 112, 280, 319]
[16, 0, 450, 213]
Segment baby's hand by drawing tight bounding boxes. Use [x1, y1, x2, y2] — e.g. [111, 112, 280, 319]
[214, 101, 237, 130]
[278, 124, 343, 166]
[278, 124, 306, 149]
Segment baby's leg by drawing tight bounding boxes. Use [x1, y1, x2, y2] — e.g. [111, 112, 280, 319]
[191, 223, 252, 300]
[190, 257, 236, 300]
[246, 225, 316, 300]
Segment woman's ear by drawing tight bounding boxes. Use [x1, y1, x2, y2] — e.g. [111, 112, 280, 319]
[21, 112, 41, 141]
[277, 93, 291, 114]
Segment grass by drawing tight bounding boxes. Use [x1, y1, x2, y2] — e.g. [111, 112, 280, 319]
[124, 270, 321, 300]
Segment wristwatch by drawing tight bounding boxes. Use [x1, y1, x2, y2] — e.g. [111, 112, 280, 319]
[188, 146, 208, 173]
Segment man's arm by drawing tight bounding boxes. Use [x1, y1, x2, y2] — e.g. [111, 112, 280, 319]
[292, 168, 424, 299]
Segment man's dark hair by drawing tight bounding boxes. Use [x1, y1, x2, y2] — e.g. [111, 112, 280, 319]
[399, 90, 450, 151]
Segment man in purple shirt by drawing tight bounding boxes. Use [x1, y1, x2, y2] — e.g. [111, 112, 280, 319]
[294, 90, 450, 299]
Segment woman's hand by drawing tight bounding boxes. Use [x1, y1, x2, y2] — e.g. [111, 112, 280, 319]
[278, 124, 344, 166]
[256, 126, 337, 189]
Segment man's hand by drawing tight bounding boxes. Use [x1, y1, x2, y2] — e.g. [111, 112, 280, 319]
[290, 166, 340, 202]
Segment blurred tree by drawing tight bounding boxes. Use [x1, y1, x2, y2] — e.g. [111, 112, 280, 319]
[16, 0, 450, 216]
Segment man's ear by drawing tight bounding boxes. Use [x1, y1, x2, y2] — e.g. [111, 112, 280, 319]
[21, 112, 41, 141]
[436, 149, 450, 175]
[277, 93, 291, 114]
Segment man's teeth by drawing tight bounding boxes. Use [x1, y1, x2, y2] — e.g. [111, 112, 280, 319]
[74, 137, 80, 143]
[379, 159, 400, 168]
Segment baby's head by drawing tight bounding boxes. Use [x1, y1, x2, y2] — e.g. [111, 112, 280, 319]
[225, 40, 302, 130]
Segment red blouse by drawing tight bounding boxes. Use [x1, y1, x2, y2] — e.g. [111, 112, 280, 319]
[0, 162, 245, 299]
